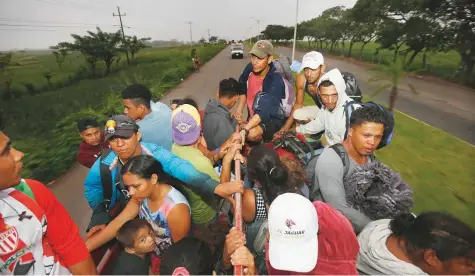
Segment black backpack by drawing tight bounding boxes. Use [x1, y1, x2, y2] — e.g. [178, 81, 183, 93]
[342, 72, 363, 103]
[344, 101, 395, 149]
[99, 148, 118, 211]
[310, 71, 363, 107]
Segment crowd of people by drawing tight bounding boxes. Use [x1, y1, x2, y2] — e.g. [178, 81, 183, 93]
[0, 40, 473, 275]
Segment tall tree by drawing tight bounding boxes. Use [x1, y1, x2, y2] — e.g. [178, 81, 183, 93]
[420, 0, 475, 83]
[377, 19, 407, 61]
[86, 27, 122, 75]
[51, 49, 68, 71]
[319, 6, 347, 51]
[126, 36, 150, 60]
[54, 27, 122, 76]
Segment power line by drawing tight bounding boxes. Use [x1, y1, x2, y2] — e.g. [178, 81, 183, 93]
[0, 28, 55, 32]
[0, 17, 114, 27]
[0, 23, 114, 29]
[33, 0, 108, 15]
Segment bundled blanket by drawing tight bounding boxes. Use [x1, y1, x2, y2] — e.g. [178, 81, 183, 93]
[344, 161, 413, 220]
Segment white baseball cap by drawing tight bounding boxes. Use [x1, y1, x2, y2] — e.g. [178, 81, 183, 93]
[268, 193, 319, 273]
[300, 51, 324, 72]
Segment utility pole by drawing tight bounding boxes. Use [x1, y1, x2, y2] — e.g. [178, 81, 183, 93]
[113, 6, 130, 65]
[186, 21, 193, 47]
[248, 26, 252, 45]
[291, 0, 299, 62]
[249, 17, 260, 40]
[207, 29, 211, 42]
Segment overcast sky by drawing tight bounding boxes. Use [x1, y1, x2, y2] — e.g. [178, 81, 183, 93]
[0, 0, 357, 51]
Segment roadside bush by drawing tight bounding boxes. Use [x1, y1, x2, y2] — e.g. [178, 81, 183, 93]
[23, 83, 37, 95]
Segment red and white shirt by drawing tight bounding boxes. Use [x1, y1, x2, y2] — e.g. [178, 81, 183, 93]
[0, 179, 90, 275]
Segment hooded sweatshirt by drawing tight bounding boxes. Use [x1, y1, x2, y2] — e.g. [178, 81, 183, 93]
[137, 101, 173, 150]
[203, 99, 238, 150]
[357, 219, 427, 275]
[297, 69, 357, 146]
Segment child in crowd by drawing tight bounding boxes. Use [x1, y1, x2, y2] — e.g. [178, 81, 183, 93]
[112, 218, 156, 275]
[76, 117, 107, 168]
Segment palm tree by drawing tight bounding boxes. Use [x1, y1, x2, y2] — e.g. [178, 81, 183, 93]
[367, 58, 417, 111]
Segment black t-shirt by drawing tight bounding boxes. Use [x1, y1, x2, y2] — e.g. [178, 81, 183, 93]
[111, 250, 150, 275]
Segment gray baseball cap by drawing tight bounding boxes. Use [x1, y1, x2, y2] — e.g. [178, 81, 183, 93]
[104, 115, 139, 141]
[249, 40, 274, 58]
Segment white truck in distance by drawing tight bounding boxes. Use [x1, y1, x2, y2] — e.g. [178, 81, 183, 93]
[231, 44, 244, 59]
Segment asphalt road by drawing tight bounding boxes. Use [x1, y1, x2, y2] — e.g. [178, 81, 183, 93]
[50, 45, 474, 237]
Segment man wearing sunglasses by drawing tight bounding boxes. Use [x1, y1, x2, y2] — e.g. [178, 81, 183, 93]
[84, 115, 243, 237]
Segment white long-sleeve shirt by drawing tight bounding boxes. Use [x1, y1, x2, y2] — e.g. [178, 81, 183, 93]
[297, 69, 359, 146]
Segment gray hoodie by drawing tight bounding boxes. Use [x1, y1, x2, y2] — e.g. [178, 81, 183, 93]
[357, 219, 427, 275]
[203, 99, 238, 150]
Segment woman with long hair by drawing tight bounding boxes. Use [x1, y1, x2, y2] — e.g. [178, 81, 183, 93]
[85, 155, 191, 260]
[218, 144, 309, 274]
[358, 212, 475, 275]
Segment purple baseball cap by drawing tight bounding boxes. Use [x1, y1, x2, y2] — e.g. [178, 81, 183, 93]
[171, 104, 201, 146]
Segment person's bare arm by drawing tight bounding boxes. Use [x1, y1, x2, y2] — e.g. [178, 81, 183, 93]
[241, 189, 256, 223]
[294, 74, 306, 110]
[167, 204, 191, 242]
[219, 142, 244, 183]
[85, 200, 140, 251]
[234, 94, 247, 122]
[220, 153, 232, 183]
[240, 114, 261, 141]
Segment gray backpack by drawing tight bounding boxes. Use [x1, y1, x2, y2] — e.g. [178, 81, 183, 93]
[306, 144, 350, 201]
[272, 56, 295, 86]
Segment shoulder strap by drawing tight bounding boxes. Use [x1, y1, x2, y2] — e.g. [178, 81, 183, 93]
[99, 148, 113, 210]
[329, 143, 350, 176]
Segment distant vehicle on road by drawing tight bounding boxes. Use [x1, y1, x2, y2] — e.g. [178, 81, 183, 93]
[231, 44, 244, 59]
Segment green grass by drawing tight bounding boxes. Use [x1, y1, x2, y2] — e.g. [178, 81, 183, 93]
[304, 93, 475, 227]
[294, 41, 466, 85]
[2, 44, 225, 182]
[1, 45, 200, 98]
